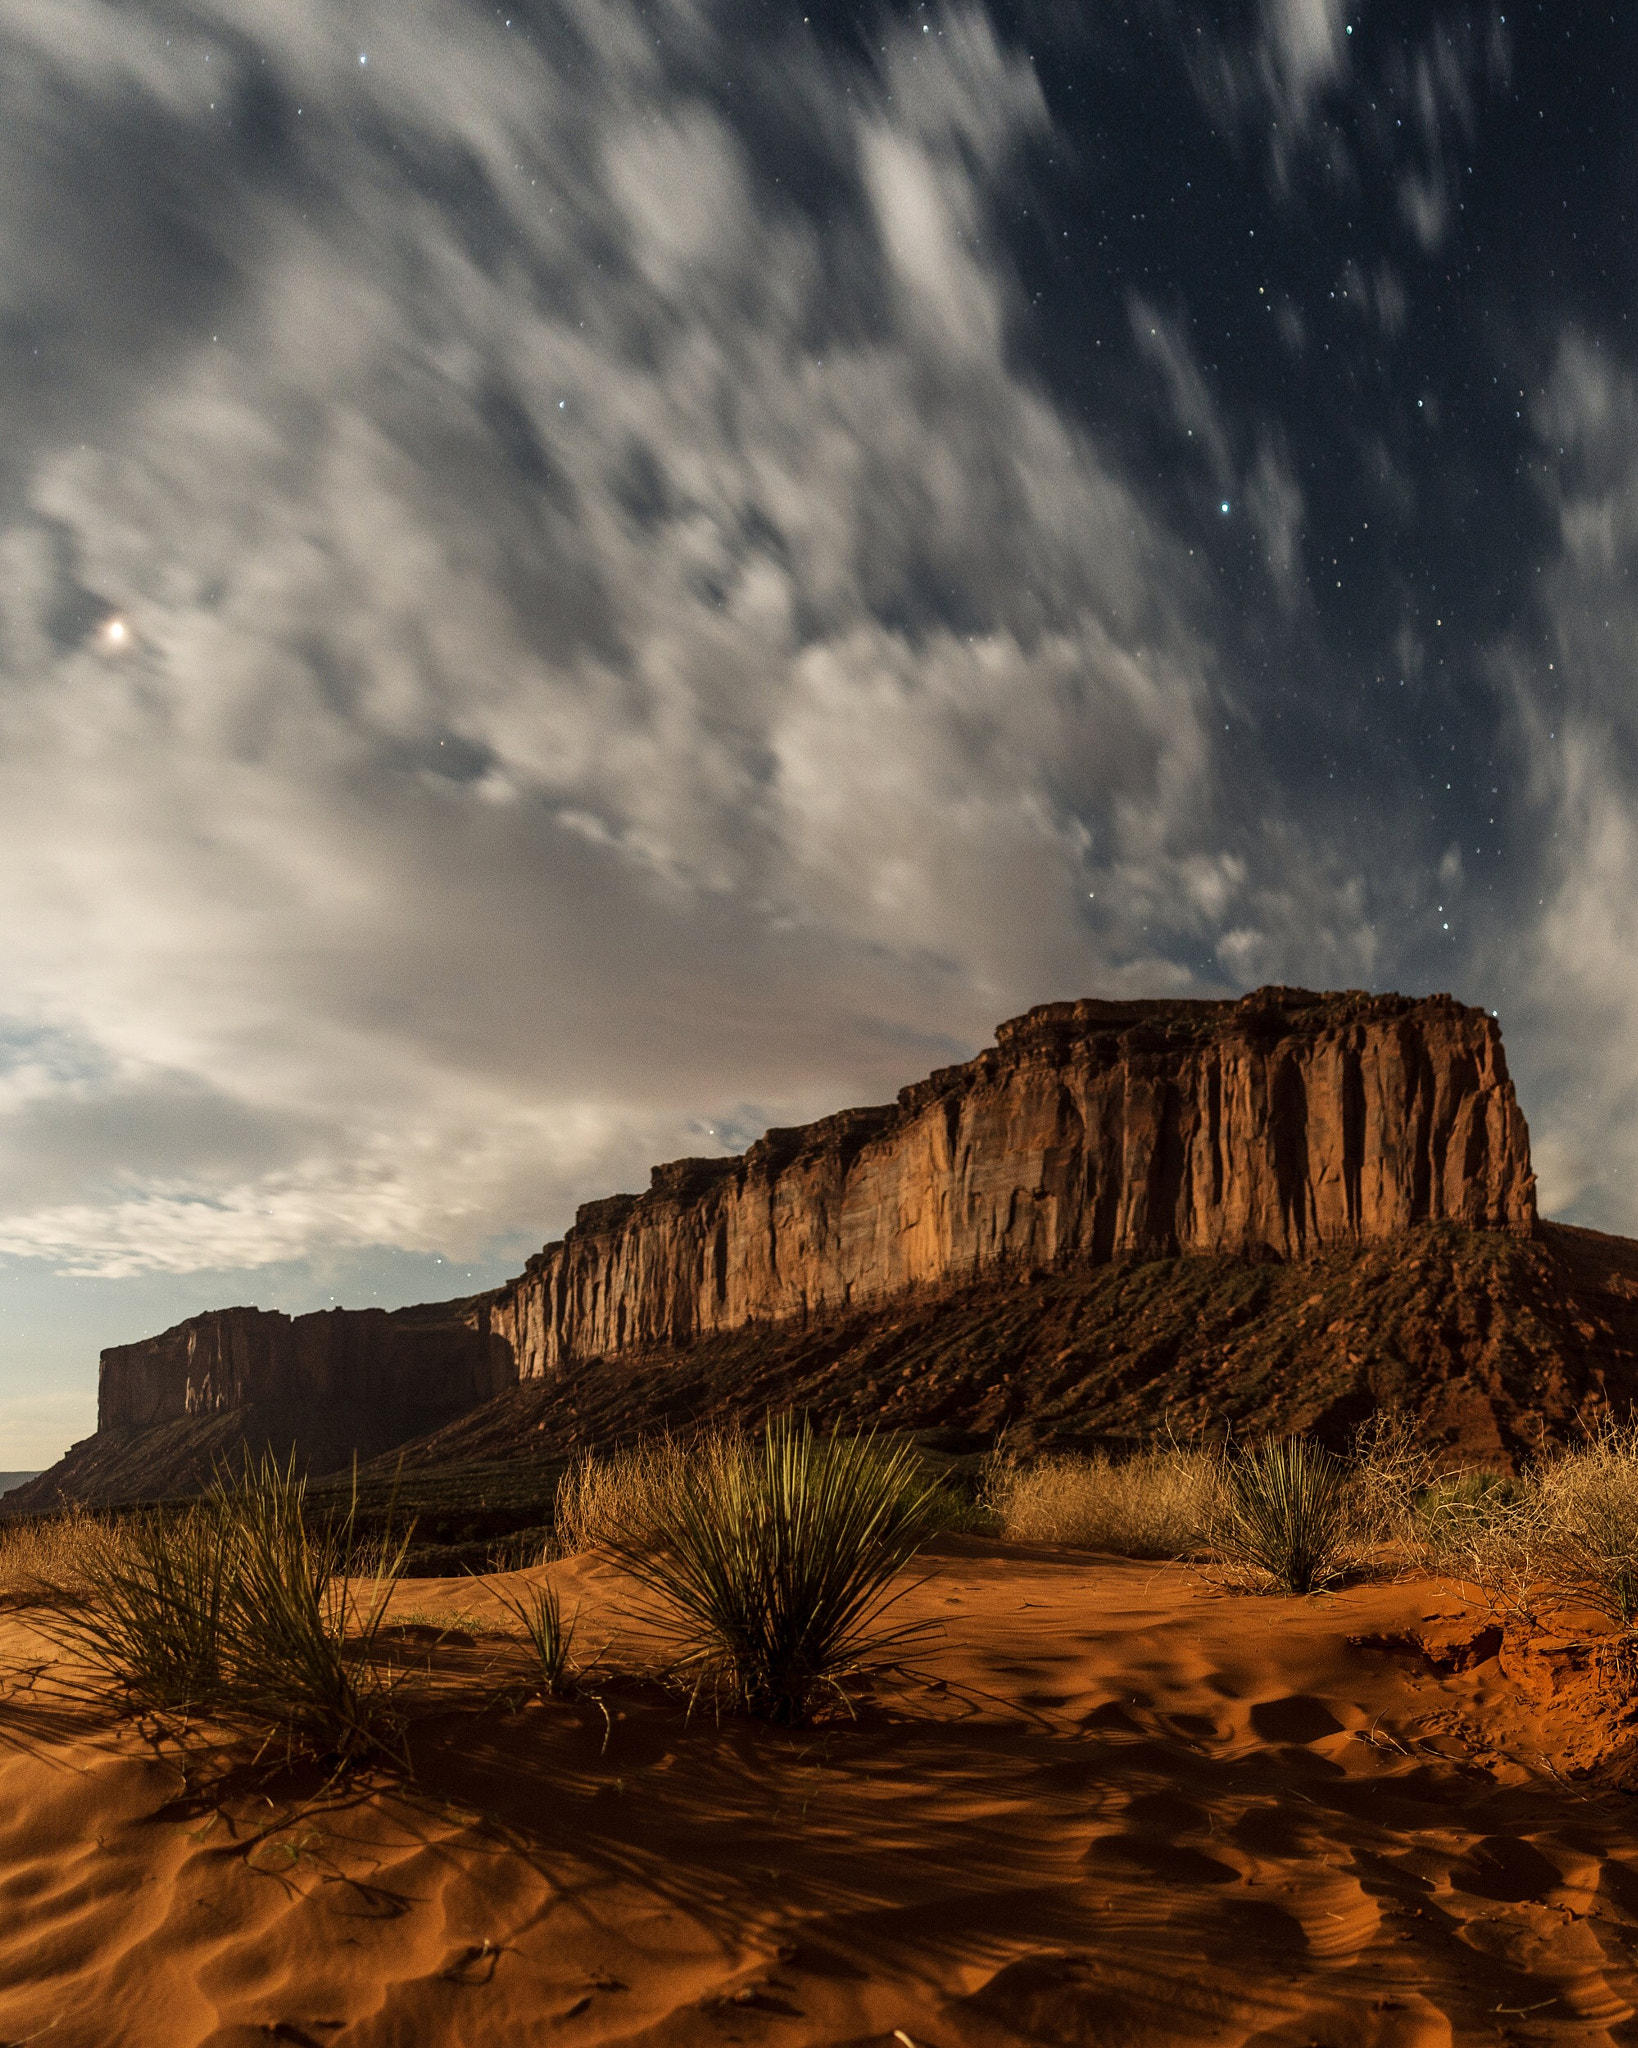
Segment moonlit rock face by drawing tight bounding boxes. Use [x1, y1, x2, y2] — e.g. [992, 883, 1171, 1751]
[485, 988, 1538, 1377]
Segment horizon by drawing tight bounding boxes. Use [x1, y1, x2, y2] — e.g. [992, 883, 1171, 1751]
[4, 2, 1636, 1466]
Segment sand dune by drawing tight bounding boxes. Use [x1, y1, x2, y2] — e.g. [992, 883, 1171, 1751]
[4, 1542, 1638, 2046]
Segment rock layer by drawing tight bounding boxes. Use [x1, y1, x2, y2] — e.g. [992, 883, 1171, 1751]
[485, 986, 1537, 1379]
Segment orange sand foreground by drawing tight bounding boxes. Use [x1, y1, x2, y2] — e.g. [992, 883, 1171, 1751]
[4, 1540, 1638, 2047]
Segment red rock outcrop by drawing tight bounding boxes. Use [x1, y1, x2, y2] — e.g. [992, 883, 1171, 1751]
[97, 1298, 511, 1433]
[483, 986, 1537, 1379]
[81, 986, 1536, 1478]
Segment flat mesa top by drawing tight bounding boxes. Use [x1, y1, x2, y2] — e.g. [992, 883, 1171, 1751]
[996, 985, 1476, 1051]
[563, 987, 1497, 1240]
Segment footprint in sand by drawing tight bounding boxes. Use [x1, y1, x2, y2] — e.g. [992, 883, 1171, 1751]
[1085, 1833, 1241, 1887]
[1248, 1694, 1345, 1744]
[1448, 1834, 1564, 1905]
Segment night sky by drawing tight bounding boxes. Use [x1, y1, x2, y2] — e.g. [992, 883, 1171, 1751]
[1, 0, 1633, 1462]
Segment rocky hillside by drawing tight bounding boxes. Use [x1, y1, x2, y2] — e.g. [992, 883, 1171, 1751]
[22, 1218, 1635, 1510]
[382, 1219, 1638, 1478]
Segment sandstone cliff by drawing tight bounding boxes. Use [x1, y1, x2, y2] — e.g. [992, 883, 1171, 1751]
[63, 984, 1537, 1504]
[96, 1297, 511, 1434]
[483, 986, 1537, 1378]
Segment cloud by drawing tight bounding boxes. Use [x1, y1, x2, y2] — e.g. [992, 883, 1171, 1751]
[1245, 434, 1306, 605]
[0, 0, 1362, 1280]
[1181, 0, 1352, 190]
[1489, 334, 1638, 1226]
[1129, 298, 1235, 489]
[1259, 0, 1348, 121]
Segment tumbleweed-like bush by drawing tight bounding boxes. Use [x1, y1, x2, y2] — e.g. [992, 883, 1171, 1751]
[989, 1445, 1219, 1558]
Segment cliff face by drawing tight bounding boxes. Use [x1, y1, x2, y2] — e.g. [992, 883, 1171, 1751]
[97, 1298, 511, 1434]
[484, 987, 1537, 1379]
[82, 987, 1537, 1473]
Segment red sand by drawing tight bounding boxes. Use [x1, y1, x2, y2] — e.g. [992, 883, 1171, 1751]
[4, 1541, 1638, 2046]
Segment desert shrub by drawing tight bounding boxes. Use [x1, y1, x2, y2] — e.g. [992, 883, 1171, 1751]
[50, 1456, 412, 1762]
[1210, 1436, 1352, 1594]
[56, 1505, 239, 1709]
[1415, 1470, 1519, 1541]
[596, 1415, 937, 1724]
[1527, 1418, 1638, 1627]
[0, 1505, 121, 1604]
[990, 1446, 1219, 1558]
[486, 1580, 580, 1698]
[1346, 1410, 1441, 1550]
[555, 1435, 693, 1556]
[915, 1478, 998, 1537]
[220, 1454, 413, 1762]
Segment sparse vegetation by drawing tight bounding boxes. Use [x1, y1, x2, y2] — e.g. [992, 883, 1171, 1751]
[1345, 1410, 1441, 1552]
[55, 1504, 238, 1710]
[45, 1455, 413, 1764]
[989, 1445, 1218, 1558]
[0, 1504, 121, 1604]
[1527, 1418, 1638, 1626]
[555, 1434, 689, 1557]
[485, 1579, 581, 1698]
[595, 1415, 938, 1724]
[219, 1454, 414, 1762]
[1210, 1436, 1353, 1594]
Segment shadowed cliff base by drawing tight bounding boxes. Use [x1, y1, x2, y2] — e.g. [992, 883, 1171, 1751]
[379, 1220, 1638, 1476]
[16, 1221, 1638, 1518]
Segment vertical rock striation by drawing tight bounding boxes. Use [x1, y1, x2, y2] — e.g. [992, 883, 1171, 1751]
[484, 987, 1536, 1379]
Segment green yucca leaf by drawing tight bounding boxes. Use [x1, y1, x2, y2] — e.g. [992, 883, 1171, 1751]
[599, 1417, 937, 1724]
[485, 1578, 580, 1697]
[1211, 1437, 1351, 1595]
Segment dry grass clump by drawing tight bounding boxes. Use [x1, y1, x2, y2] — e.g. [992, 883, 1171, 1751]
[1435, 1418, 1638, 1634]
[1346, 1410, 1441, 1552]
[989, 1446, 1218, 1558]
[554, 1434, 693, 1557]
[1416, 1418, 1638, 1636]
[1528, 1418, 1638, 1627]
[57, 1505, 239, 1709]
[989, 1412, 1437, 1591]
[48, 1455, 413, 1764]
[595, 1415, 937, 1724]
[0, 1505, 122, 1604]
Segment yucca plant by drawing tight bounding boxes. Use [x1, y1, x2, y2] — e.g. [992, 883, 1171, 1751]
[1211, 1436, 1352, 1594]
[57, 1504, 239, 1711]
[220, 1453, 414, 1764]
[598, 1417, 937, 1724]
[486, 1580, 580, 1698]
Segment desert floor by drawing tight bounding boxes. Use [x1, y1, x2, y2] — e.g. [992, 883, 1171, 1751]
[4, 1539, 1638, 2048]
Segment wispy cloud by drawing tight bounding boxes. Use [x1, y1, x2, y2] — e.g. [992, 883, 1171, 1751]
[1491, 333, 1638, 1227]
[0, 0, 1379, 1279]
